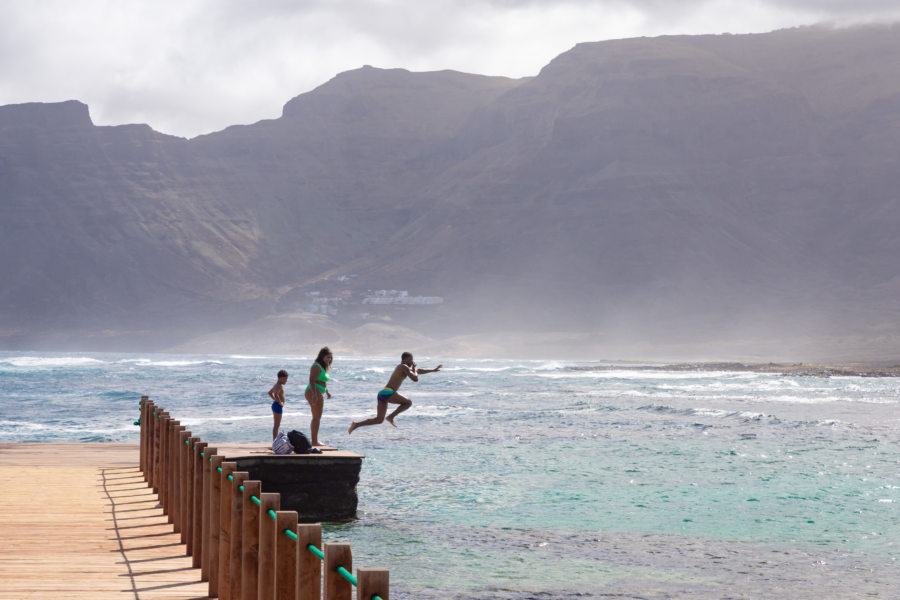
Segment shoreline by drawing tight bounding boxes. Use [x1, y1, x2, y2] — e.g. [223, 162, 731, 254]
[569, 362, 900, 377]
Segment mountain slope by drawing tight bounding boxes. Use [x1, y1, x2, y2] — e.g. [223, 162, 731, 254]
[2, 25, 900, 358]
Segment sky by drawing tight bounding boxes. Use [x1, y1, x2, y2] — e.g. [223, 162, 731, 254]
[2, 0, 900, 138]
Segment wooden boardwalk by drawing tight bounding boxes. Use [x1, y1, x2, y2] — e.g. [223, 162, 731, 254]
[0, 443, 246, 600]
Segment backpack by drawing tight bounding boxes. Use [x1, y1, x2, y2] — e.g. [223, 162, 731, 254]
[272, 430, 293, 454]
[287, 429, 311, 454]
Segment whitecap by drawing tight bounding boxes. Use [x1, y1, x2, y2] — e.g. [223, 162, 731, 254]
[4, 356, 106, 368]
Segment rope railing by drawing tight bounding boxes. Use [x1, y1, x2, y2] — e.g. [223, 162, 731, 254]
[136, 397, 390, 600]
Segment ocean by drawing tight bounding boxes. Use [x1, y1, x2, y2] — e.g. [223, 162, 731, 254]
[1, 351, 898, 599]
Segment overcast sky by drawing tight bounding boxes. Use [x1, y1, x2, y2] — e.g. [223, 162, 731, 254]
[2, 0, 899, 138]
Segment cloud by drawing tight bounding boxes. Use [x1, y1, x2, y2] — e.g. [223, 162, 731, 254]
[1, 0, 899, 137]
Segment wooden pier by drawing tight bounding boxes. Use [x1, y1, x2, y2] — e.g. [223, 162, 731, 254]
[0, 397, 388, 600]
[0, 442, 211, 599]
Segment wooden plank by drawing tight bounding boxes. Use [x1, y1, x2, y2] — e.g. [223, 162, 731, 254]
[0, 444, 216, 599]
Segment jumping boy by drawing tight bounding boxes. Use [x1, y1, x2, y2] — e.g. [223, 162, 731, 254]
[348, 352, 441, 434]
[268, 369, 288, 439]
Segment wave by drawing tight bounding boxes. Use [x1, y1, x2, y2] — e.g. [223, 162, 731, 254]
[115, 358, 225, 367]
[1, 356, 107, 368]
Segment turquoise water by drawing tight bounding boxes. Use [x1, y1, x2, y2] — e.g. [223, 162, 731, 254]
[1, 351, 899, 598]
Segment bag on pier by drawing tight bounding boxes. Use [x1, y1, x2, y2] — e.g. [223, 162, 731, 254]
[287, 429, 312, 454]
[272, 430, 293, 454]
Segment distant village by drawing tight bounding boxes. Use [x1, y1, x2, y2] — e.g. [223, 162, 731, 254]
[303, 276, 443, 317]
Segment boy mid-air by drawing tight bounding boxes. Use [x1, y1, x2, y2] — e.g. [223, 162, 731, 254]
[348, 352, 441, 434]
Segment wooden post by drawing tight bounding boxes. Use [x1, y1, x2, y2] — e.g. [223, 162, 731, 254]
[139, 396, 148, 474]
[324, 543, 352, 600]
[185, 436, 200, 552]
[154, 411, 168, 495]
[356, 569, 389, 600]
[146, 401, 156, 487]
[163, 416, 176, 512]
[175, 429, 191, 533]
[192, 440, 208, 565]
[201, 447, 218, 579]
[241, 480, 262, 600]
[168, 422, 184, 523]
[165, 420, 175, 515]
[257, 493, 281, 600]
[230, 471, 250, 600]
[219, 461, 238, 600]
[296, 524, 322, 600]
[276, 511, 299, 600]
[158, 415, 170, 508]
[208, 454, 225, 596]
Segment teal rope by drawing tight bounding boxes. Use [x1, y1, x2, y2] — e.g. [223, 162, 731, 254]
[265, 511, 381, 599]
[228, 475, 233, 482]
[239, 485, 244, 492]
[268, 509, 277, 521]
[217, 466, 222, 473]
[200, 452, 204, 457]
[337, 566, 357, 586]
[251, 495, 261, 506]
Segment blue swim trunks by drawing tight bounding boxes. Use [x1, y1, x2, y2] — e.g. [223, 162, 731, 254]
[271, 401, 283, 414]
[377, 387, 395, 402]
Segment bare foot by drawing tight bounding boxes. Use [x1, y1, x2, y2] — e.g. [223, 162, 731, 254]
[386, 417, 398, 428]
[348, 422, 358, 435]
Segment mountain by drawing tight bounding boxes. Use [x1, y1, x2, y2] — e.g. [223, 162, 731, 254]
[3, 25, 900, 360]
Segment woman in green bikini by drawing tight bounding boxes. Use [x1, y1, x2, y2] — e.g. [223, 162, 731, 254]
[305, 346, 333, 447]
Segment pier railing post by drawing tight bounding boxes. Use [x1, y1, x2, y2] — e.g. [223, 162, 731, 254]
[161, 416, 174, 511]
[230, 471, 250, 600]
[201, 447, 218, 578]
[356, 568, 389, 600]
[146, 401, 157, 487]
[257, 493, 281, 600]
[241, 480, 262, 600]
[192, 440, 208, 564]
[185, 436, 200, 552]
[139, 396, 148, 474]
[275, 511, 299, 600]
[154, 411, 168, 494]
[219, 461, 238, 600]
[168, 422, 184, 523]
[296, 524, 322, 600]
[324, 543, 352, 600]
[208, 454, 225, 597]
[175, 429, 191, 532]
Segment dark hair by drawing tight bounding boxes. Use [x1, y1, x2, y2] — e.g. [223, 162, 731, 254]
[277, 369, 288, 378]
[315, 346, 332, 371]
[401, 351, 413, 361]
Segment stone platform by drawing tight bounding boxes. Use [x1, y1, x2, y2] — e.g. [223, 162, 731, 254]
[223, 447, 364, 522]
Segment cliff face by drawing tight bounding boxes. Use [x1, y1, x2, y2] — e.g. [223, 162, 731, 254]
[3, 25, 900, 356]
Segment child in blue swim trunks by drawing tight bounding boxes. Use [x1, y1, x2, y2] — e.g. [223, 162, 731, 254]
[348, 352, 441, 434]
[268, 369, 288, 440]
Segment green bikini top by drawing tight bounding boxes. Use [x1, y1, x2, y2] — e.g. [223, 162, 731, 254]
[306, 362, 330, 392]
